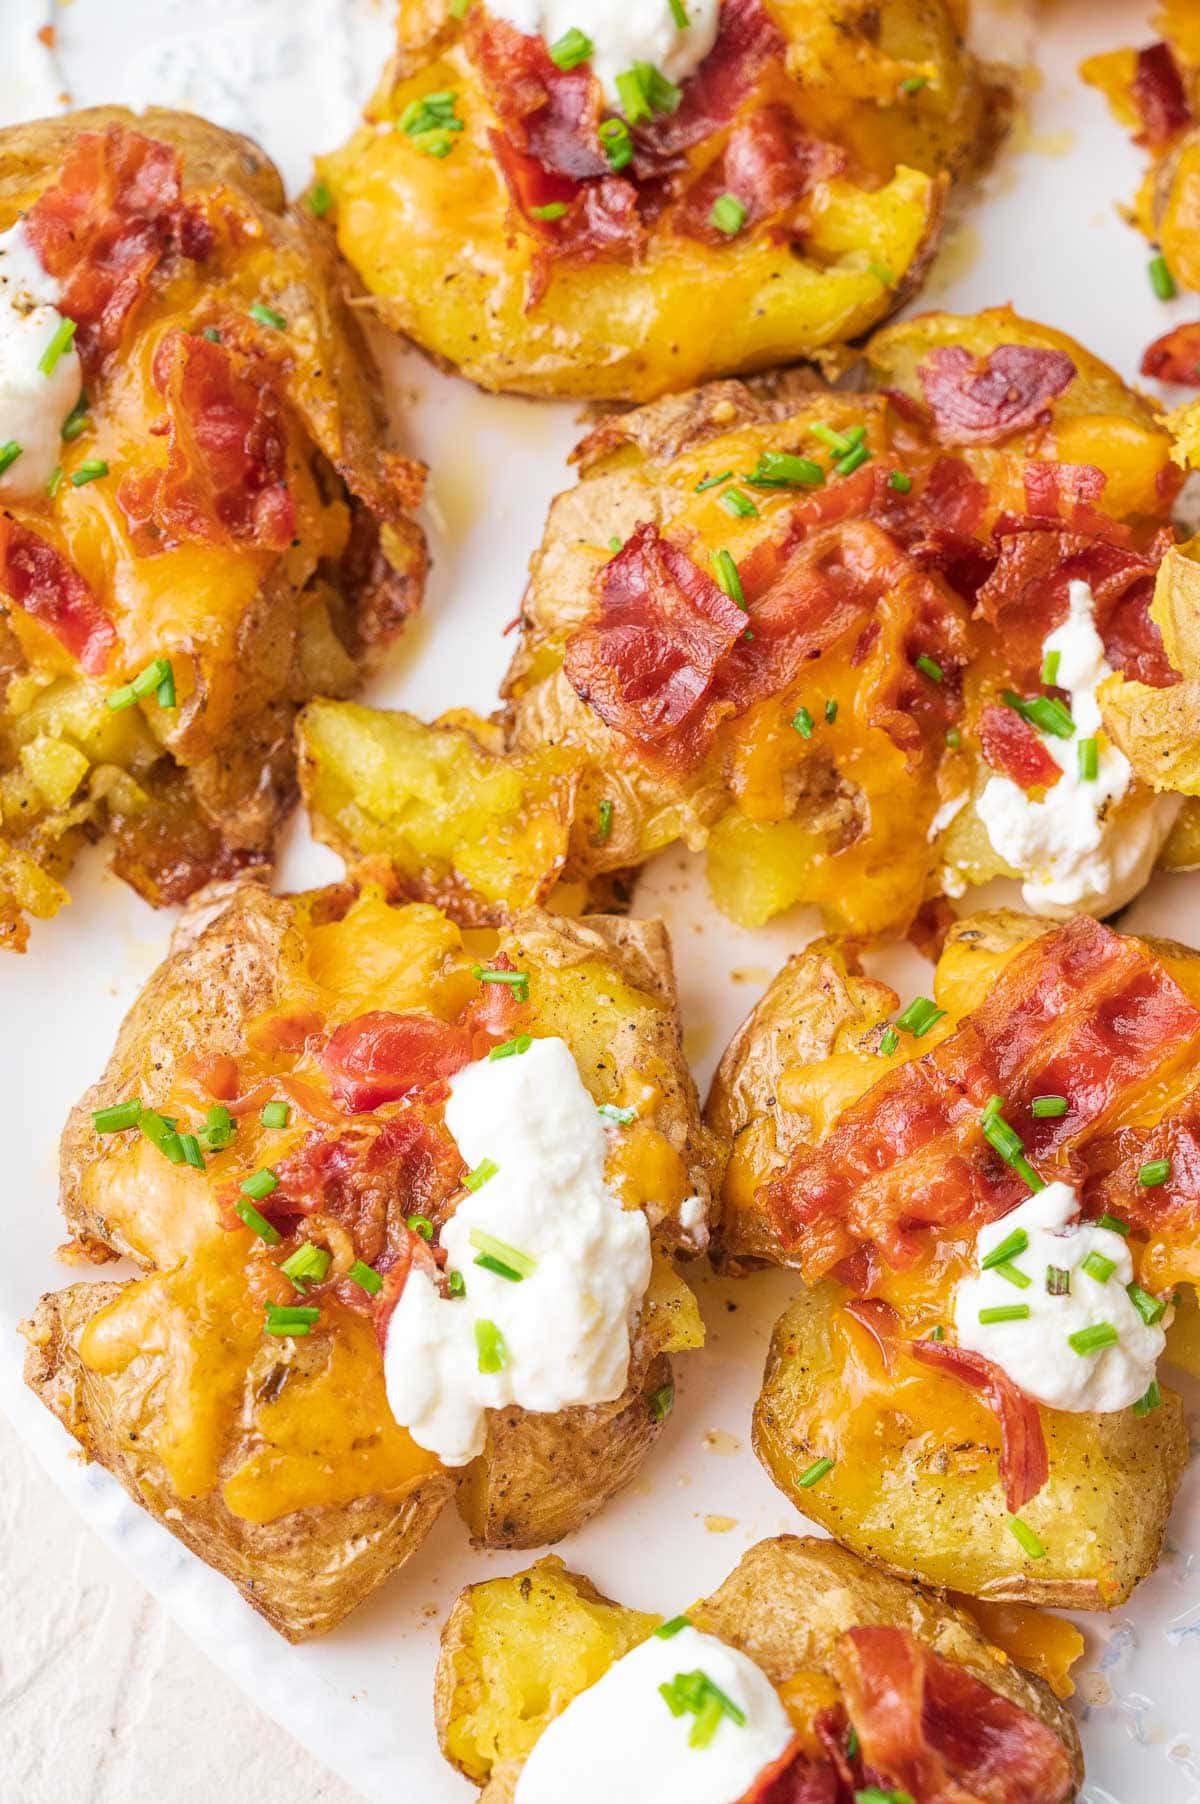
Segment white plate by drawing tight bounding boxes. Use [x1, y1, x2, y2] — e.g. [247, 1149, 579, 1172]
[3, 2, 1200, 1799]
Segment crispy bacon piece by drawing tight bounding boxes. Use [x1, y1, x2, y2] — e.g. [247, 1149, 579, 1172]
[672, 108, 844, 243]
[1020, 460, 1109, 531]
[117, 330, 294, 555]
[563, 521, 747, 746]
[489, 129, 643, 288]
[1142, 321, 1200, 385]
[979, 704, 1062, 791]
[1132, 42, 1191, 150]
[318, 1012, 475, 1113]
[24, 126, 193, 378]
[975, 528, 1173, 688]
[1084, 1094, 1200, 1238]
[832, 1626, 1075, 1804]
[466, 14, 608, 180]
[911, 1341, 1049, 1511]
[738, 1747, 845, 1804]
[0, 516, 115, 673]
[765, 917, 1200, 1280]
[917, 346, 1076, 446]
[637, 0, 786, 164]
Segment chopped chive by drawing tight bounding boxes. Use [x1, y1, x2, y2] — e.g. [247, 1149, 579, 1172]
[979, 1102, 1045, 1194]
[1098, 1212, 1130, 1236]
[131, 656, 171, 700]
[202, 327, 222, 342]
[265, 1302, 319, 1336]
[928, 1324, 945, 1342]
[47, 463, 63, 497]
[607, 535, 623, 554]
[914, 653, 943, 683]
[447, 1268, 466, 1298]
[878, 1026, 899, 1057]
[595, 797, 614, 844]
[637, 62, 682, 113]
[1149, 252, 1176, 301]
[1068, 1321, 1119, 1355]
[982, 1228, 1030, 1270]
[199, 1104, 236, 1152]
[249, 302, 287, 331]
[70, 458, 108, 487]
[464, 1156, 499, 1191]
[156, 662, 175, 707]
[945, 727, 961, 748]
[616, 66, 653, 122]
[260, 1100, 291, 1129]
[979, 1303, 1031, 1324]
[695, 468, 734, 492]
[450, 0, 471, 15]
[896, 996, 945, 1037]
[407, 1213, 434, 1240]
[179, 1133, 205, 1170]
[240, 1167, 279, 1200]
[835, 442, 871, 477]
[235, 1199, 280, 1243]
[718, 485, 758, 518]
[1133, 1378, 1162, 1416]
[867, 259, 895, 287]
[1041, 649, 1061, 687]
[489, 1034, 533, 1061]
[1077, 736, 1099, 781]
[93, 1098, 142, 1133]
[982, 1094, 1004, 1123]
[667, 0, 689, 24]
[38, 316, 77, 376]
[994, 1260, 1031, 1290]
[798, 1456, 835, 1487]
[1127, 1282, 1167, 1326]
[469, 1228, 536, 1278]
[348, 1259, 383, 1295]
[825, 698, 838, 723]
[138, 1110, 185, 1164]
[475, 1253, 523, 1281]
[792, 706, 814, 739]
[655, 1613, 690, 1639]
[744, 451, 824, 489]
[548, 26, 593, 69]
[529, 201, 569, 221]
[1001, 688, 1074, 739]
[1139, 1158, 1171, 1188]
[710, 192, 748, 237]
[1007, 1515, 1046, 1558]
[598, 117, 634, 171]
[472, 964, 530, 1001]
[1031, 1095, 1067, 1119]
[1046, 1265, 1071, 1296]
[61, 395, 89, 441]
[901, 74, 929, 94]
[307, 179, 333, 217]
[846, 1726, 859, 1761]
[281, 1243, 332, 1290]
[599, 1102, 637, 1124]
[1080, 1250, 1116, 1284]
[649, 1381, 674, 1422]
[888, 469, 912, 493]
[711, 548, 744, 607]
[475, 1317, 509, 1374]
[811, 421, 853, 456]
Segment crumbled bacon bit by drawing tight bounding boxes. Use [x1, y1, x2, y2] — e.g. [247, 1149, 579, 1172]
[917, 344, 1077, 446]
[0, 515, 116, 673]
[1132, 42, 1191, 150]
[1141, 321, 1200, 384]
[671, 107, 845, 243]
[979, 703, 1062, 791]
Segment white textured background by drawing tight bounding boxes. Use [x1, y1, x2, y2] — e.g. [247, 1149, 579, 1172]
[0, 1411, 361, 1804]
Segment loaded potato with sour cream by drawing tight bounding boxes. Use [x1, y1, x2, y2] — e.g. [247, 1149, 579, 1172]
[22, 876, 719, 1638]
[316, 0, 1007, 400]
[708, 908, 1197, 1607]
[0, 107, 427, 951]
[302, 307, 1188, 940]
[435, 1537, 1083, 1804]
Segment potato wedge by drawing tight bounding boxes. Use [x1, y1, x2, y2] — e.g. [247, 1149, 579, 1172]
[317, 0, 1006, 400]
[0, 107, 426, 950]
[27, 877, 719, 1636]
[435, 1538, 1082, 1802]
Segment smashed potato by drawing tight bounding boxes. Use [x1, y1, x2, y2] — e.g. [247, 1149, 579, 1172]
[307, 307, 1183, 937]
[0, 108, 426, 950]
[25, 877, 719, 1638]
[709, 909, 1195, 1605]
[436, 1539, 1082, 1804]
[317, 0, 1007, 400]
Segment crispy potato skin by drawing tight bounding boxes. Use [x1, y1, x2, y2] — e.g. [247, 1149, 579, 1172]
[28, 879, 719, 1636]
[434, 1538, 1082, 1798]
[0, 107, 426, 950]
[708, 908, 1194, 1605]
[317, 0, 1006, 400]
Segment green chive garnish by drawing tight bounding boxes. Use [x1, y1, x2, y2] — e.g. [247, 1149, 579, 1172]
[70, 458, 108, 487]
[475, 1318, 509, 1373]
[945, 727, 961, 748]
[711, 548, 744, 606]
[1041, 649, 1061, 686]
[835, 442, 871, 477]
[928, 1324, 945, 1341]
[240, 1167, 279, 1200]
[1002, 689, 1074, 739]
[1078, 737, 1099, 781]
[1149, 252, 1176, 301]
[307, 180, 333, 217]
[982, 1227, 1029, 1270]
[914, 653, 943, 683]
[1031, 1096, 1067, 1118]
[38, 316, 77, 376]
[599, 117, 633, 171]
[469, 1228, 535, 1278]
[529, 202, 569, 221]
[979, 1101, 1045, 1194]
[281, 1243, 332, 1290]
[348, 1259, 383, 1295]
[1068, 1321, 1119, 1355]
[61, 395, 89, 441]
[1133, 1379, 1162, 1416]
[667, 0, 689, 24]
[202, 327, 222, 342]
[811, 422, 853, 456]
[867, 259, 895, 287]
[260, 1100, 290, 1129]
[93, 1098, 142, 1133]
[1098, 1213, 1130, 1236]
[744, 451, 824, 489]
[792, 706, 814, 739]
[179, 1133, 205, 1170]
[1046, 1266, 1070, 1296]
[1080, 1250, 1116, 1284]
[549, 26, 593, 69]
[878, 1026, 899, 1057]
[695, 469, 734, 492]
[888, 470, 912, 493]
[825, 699, 838, 723]
[138, 1110, 185, 1164]
[1139, 1158, 1171, 1187]
[407, 1213, 434, 1240]
[901, 74, 929, 94]
[447, 1269, 466, 1298]
[249, 302, 286, 331]
[235, 1199, 280, 1243]
[718, 485, 757, 518]
[464, 1157, 499, 1192]
[979, 1304, 1031, 1324]
[710, 192, 748, 237]
[599, 1102, 637, 1124]
[472, 964, 530, 1001]
[47, 464, 63, 497]
[649, 1381, 674, 1422]
[265, 1302, 319, 1337]
[199, 1104, 236, 1152]
[607, 535, 623, 554]
[655, 1613, 690, 1638]
[1127, 1283, 1167, 1326]
[994, 1260, 1031, 1290]
[595, 797, 614, 843]
[798, 1456, 835, 1487]
[1007, 1515, 1046, 1558]
[895, 996, 945, 1037]
[489, 1034, 533, 1061]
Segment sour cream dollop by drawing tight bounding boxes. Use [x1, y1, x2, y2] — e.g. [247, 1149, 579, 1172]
[977, 578, 1180, 917]
[382, 1035, 652, 1466]
[485, 0, 720, 111]
[513, 1623, 795, 1804]
[954, 1183, 1168, 1413]
[0, 221, 83, 504]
